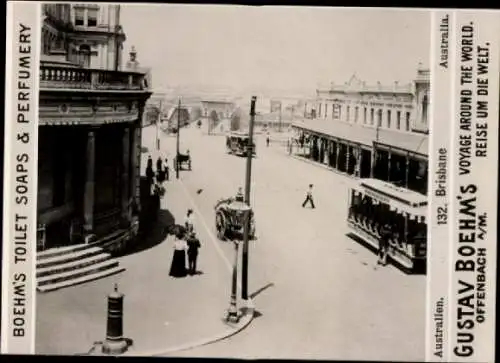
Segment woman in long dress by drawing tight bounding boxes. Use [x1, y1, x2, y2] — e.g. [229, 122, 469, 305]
[169, 233, 188, 278]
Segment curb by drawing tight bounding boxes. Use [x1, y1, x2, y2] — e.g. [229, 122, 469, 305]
[136, 299, 255, 357]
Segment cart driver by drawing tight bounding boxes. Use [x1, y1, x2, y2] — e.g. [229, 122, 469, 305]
[235, 187, 244, 202]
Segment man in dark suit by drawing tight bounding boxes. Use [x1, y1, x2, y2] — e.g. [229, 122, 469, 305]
[186, 231, 201, 275]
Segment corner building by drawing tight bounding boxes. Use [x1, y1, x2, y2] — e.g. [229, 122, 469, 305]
[38, 3, 152, 250]
[292, 65, 429, 195]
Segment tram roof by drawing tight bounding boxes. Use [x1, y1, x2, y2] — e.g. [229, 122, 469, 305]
[353, 178, 427, 216]
[291, 119, 428, 156]
[228, 131, 250, 138]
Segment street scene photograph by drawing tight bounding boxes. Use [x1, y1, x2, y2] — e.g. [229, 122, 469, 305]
[36, 3, 430, 361]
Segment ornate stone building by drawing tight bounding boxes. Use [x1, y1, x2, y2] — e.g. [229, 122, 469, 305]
[291, 65, 430, 195]
[38, 3, 152, 256]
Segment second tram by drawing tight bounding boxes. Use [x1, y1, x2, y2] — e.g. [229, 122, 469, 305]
[347, 178, 427, 273]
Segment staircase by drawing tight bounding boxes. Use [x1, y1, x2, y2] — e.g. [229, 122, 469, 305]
[36, 229, 129, 293]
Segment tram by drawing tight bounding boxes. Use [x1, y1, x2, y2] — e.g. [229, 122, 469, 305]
[346, 178, 427, 273]
[226, 131, 256, 157]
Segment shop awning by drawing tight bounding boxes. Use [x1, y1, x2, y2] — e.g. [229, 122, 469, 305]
[291, 119, 428, 157]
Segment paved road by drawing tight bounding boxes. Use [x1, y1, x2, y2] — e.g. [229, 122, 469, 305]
[145, 125, 426, 361]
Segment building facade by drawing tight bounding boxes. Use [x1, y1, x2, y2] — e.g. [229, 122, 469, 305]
[291, 65, 429, 195]
[38, 3, 152, 251]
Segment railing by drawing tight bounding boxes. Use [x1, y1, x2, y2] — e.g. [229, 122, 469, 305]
[40, 65, 150, 92]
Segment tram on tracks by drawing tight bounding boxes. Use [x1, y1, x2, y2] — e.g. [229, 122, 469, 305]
[346, 178, 427, 273]
[226, 131, 256, 157]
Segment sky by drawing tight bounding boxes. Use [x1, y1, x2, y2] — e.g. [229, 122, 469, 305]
[120, 5, 430, 96]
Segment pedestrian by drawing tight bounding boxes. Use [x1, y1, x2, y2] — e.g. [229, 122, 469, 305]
[302, 184, 315, 209]
[235, 187, 244, 202]
[169, 230, 188, 278]
[156, 156, 163, 174]
[266, 136, 270, 147]
[184, 209, 195, 234]
[147, 155, 153, 170]
[377, 222, 392, 266]
[186, 231, 201, 275]
[164, 157, 169, 181]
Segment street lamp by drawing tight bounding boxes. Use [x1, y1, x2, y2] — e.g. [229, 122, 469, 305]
[225, 203, 251, 324]
[226, 238, 240, 324]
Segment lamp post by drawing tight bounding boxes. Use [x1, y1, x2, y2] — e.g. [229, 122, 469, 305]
[226, 239, 240, 323]
[241, 96, 256, 301]
[176, 97, 181, 179]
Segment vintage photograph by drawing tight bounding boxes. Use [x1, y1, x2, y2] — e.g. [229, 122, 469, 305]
[35, 3, 430, 360]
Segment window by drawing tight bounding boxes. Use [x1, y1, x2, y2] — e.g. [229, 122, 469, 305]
[363, 107, 367, 124]
[396, 111, 401, 129]
[377, 109, 382, 127]
[422, 95, 428, 124]
[387, 110, 391, 129]
[75, 8, 84, 26]
[77, 45, 91, 68]
[354, 107, 359, 123]
[87, 8, 98, 27]
[332, 104, 341, 120]
[318, 103, 322, 118]
[370, 108, 374, 125]
[324, 103, 328, 118]
[346, 106, 350, 122]
[405, 112, 411, 131]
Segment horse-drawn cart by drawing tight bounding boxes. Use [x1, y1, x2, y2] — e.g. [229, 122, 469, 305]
[214, 199, 255, 240]
[174, 152, 192, 171]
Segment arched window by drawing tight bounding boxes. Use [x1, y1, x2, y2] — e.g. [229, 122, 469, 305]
[78, 44, 91, 68]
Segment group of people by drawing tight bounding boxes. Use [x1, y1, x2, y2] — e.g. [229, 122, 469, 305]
[169, 209, 202, 278]
[146, 155, 170, 185]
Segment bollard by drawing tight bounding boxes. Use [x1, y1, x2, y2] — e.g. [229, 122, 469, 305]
[102, 284, 129, 355]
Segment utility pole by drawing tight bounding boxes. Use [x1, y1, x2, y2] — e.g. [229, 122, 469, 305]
[242, 96, 256, 301]
[156, 100, 162, 151]
[176, 97, 181, 179]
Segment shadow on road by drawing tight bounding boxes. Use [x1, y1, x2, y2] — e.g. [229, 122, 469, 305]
[347, 233, 426, 276]
[249, 282, 274, 300]
[120, 209, 175, 257]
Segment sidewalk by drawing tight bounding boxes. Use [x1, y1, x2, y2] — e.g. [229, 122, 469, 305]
[35, 126, 255, 356]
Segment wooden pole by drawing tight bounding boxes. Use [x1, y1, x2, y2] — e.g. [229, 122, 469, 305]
[242, 96, 256, 300]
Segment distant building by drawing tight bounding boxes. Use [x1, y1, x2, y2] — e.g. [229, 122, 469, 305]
[38, 2, 152, 268]
[292, 65, 430, 195]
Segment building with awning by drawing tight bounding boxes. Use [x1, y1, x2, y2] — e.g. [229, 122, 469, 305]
[289, 65, 429, 195]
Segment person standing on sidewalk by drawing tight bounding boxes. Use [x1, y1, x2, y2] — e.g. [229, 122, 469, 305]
[169, 231, 188, 278]
[184, 209, 195, 234]
[302, 184, 316, 209]
[186, 231, 201, 275]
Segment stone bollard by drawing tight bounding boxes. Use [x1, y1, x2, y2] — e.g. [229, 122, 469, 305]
[102, 284, 130, 355]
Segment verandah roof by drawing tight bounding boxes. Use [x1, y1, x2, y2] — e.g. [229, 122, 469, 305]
[291, 119, 428, 157]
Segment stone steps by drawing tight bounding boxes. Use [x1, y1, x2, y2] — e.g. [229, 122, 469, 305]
[37, 230, 129, 293]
